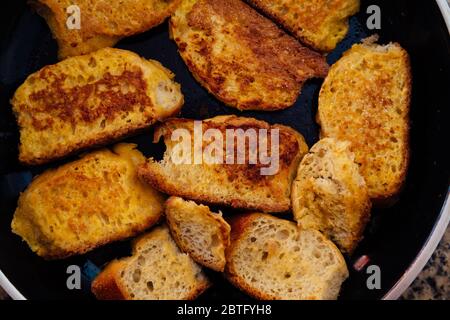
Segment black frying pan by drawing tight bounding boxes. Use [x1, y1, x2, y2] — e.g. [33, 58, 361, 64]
[0, 0, 449, 300]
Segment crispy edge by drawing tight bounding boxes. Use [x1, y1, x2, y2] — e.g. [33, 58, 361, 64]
[139, 165, 290, 212]
[91, 260, 129, 300]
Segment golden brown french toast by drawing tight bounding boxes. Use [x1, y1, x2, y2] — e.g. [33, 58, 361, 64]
[31, 0, 182, 59]
[91, 226, 211, 300]
[247, 0, 360, 52]
[12, 48, 183, 165]
[170, 0, 329, 111]
[11, 143, 165, 259]
[292, 138, 371, 253]
[138, 115, 309, 212]
[225, 213, 349, 300]
[317, 39, 411, 202]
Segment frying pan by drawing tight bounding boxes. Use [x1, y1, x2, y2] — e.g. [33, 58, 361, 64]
[0, 0, 449, 300]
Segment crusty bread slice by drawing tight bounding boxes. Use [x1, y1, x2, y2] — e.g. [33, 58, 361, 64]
[291, 138, 371, 254]
[225, 213, 349, 300]
[317, 39, 411, 202]
[31, 0, 182, 59]
[11, 143, 165, 259]
[165, 196, 231, 271]
[138, 115, 309, 212]
[170, 0, 329, 111]
[246, 0, 360, 52]
[91, 225, 211, 300]
[12, 48, 183, 165]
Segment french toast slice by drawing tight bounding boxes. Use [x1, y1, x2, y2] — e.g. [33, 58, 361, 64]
[91, 225, 211, 300]
[12, 48, 183, 165]
[291, 138, 371, 254]
[138, 115, 309, 212]
[170, 0, 329, 111]
[225, 213, 349, 300]
[11, 143, 165, 259]
[31, 0, 182, 59]
[247, 0, 360, 52]
[165, 196, 231, 272]
[317, 39, 411, 202]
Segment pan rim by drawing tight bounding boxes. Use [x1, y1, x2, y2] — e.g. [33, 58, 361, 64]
[382, 0, 450, 299]
[0, 0, 449, 301]
[383, 190, 450, 300]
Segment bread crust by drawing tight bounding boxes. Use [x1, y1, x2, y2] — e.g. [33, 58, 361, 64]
[91, 261, 130, 300]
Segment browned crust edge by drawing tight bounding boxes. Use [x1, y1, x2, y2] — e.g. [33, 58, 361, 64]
[91, 261, 129, 300]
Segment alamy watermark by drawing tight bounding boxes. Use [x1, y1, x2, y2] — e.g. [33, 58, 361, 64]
[168, 121, 280, 176]
[367, 5, 382, 30]
[66, 5, 81, 30]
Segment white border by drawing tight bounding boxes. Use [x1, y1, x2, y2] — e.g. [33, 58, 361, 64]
[0, 0, 449, 301]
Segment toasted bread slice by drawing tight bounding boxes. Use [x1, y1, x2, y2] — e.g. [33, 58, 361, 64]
[291, 138, 371, 254]
[11, 143, 165, 259]
[317, 39, 411, 202]
[31, 0, 182, 59]
[138, 115, 309, 212]
[247, 0, 360, 52]
[170, 0, 329, 111]
[91, 225, 211, 300]
[12, 48, 183, 165]
[165, 196, 231, 271]
[225, 213, 349, 300]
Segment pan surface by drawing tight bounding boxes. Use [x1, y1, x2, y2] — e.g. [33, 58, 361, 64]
[0, 0, 449, 300]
